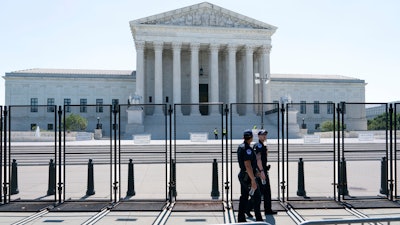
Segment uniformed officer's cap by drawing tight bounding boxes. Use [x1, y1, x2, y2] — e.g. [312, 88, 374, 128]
[258, 130, 268, 135]
[243, 129, 253, 138]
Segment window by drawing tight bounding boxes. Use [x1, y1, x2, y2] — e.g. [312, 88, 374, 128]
[112, 99, 119, 110]
[47, 124, 53, 131]
[300, 101, 306, 114]
[30, 123, 37, 130]
[327, 101, 334, 114]
[80, 99, 87, 113]
[314, 101, 320, 114]
[47, 98, 55, 112]
[340, 101, 346, 114]
[64, 98, 71, 113]
[315, 124, 320, 130]
[30, 98, 38, 112]
[96, 99, 103, 113]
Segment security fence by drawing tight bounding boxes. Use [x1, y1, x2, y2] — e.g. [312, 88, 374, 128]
[0, 102, 399, 212]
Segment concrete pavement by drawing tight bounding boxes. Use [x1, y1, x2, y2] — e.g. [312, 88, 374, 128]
[0, 138, 400, 224]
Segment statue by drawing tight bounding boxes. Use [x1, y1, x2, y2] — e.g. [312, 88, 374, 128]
[128, 92, 142, 105]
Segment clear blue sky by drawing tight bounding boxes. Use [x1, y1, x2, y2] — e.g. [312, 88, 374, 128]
[1, 0, 399, 106]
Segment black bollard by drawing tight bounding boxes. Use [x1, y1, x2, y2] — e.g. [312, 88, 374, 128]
[86, 159, 95, 196]
[296, 158, 306, 197]
[339, 157, 349, 196]
[380, 157, 388, 195]
[211, 159, 220, 199]
[126, 159, 136, 196]
[47, 159, 56, 195]
[11, 159, 19, 195]
[168, 159, 177, 198]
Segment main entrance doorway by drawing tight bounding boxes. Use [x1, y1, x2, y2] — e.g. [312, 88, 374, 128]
[199, 84, 209, 115]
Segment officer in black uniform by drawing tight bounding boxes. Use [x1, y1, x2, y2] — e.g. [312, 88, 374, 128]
[254, 130, 277, 215]
[237, 130, 263, 222]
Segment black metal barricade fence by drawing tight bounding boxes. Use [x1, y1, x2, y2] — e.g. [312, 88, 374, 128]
[229, 103, 281, 210]
[283, 102, 337, 202]
[172, 103, 225, 203]
[117, 104, 169, 203]
[61, 104, 113, 204]
[1, 102, 400, 210]
[338, 103, 390, 202]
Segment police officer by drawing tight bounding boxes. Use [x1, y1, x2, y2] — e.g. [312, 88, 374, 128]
[254, 130, 277, 215]
[237, 130, 263, 222]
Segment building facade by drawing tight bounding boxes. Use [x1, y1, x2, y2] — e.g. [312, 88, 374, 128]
[2, 2, 367, 137]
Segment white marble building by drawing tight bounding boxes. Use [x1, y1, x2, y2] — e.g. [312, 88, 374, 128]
[2, 2, 366, 137]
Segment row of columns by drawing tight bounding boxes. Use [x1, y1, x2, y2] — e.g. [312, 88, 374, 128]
[135, 41, 271, 115]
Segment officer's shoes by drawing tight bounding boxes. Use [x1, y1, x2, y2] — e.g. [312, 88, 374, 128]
[245, 211, 253, 218]
[265, 210, 277, 215]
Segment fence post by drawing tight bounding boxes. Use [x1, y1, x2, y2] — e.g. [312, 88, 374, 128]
[211, 159, 220, 199]
[10, 159, 19, 195]
[47, 159, 56, 195]
[126, 159, 136, 196]
[86, 159, 95, 196]
[297, 158, 306, 197]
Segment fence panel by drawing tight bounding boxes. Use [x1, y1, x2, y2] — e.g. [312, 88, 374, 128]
[285, 103, 336, 201]
[7, 105, 58, 202]
[62, 105, 113, 202]
[341, 103, 388, 200]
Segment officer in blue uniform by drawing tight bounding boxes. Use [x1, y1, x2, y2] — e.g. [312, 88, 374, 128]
[254, 130, 277, 215]
[237, 130, 263, 222]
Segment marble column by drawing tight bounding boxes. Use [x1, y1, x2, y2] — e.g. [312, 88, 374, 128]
[154, 41, 163, 114]
[172, 42, 182, 115]
[190, 43, 201, 115]
[245, 45, 254, 114]
[135, 41, 145, 102]
[227, 44, 237, 114]
[261, 45, 272, 109]
[209, 43, 219, 114]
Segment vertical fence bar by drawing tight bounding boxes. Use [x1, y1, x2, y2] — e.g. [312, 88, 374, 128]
[389, 104, 394, 201]
[280, 104, 286, 201]
[0, 106, 2, 203]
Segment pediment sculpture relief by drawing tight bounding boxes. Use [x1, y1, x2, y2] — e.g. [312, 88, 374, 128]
[142, 9, 265, 29]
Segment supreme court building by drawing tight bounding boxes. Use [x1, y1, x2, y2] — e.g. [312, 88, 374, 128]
[3, 2, 366, 138]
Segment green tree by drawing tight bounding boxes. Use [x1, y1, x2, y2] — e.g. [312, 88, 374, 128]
[65, 113, 88, 131]
[367, 112, 400, 130]
[320, 120, 346, 132]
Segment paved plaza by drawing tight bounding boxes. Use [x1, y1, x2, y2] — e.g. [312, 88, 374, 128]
[1, 139, 400, 224]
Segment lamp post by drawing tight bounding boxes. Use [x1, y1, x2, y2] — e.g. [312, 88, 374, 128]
[96, 117, 101, 129]
[254, 73, 270, 129]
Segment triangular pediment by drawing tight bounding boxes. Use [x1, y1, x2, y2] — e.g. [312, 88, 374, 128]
[130, 2, 277, 31]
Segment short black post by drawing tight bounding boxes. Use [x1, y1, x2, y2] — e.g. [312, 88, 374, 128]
[86, 159, 95, 196]
[126, 159, 136, 196]
[11, 159, 19, 195]
[169, 159, 177, 197]
[339, 157, 349, 196]
[211, 159, 220, 199]
[380, 157, 388, 195]
[47, 159, 56, 195]
[296, 158, 306, 197]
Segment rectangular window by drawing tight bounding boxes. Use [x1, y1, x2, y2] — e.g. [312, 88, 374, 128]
[47, 123, 54, 131]
[31, 98, 38, 112]
[315, 123, 320, 130]
[96, 99, 103, 113]
[327, 101, 334, 114]
[300, 101, 306, 114]
[47, 98, 55, 112]
[80, 98, 87, 113]
[112, 99, 119, 110]
[64, 98, 71, 113]
[340, 101, 346, 114]
[314, 101, 320, 114]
